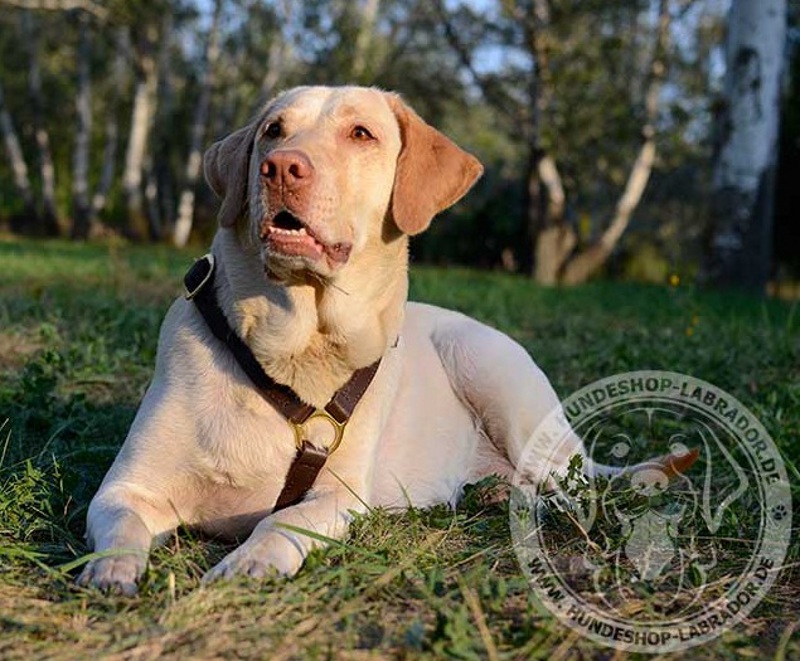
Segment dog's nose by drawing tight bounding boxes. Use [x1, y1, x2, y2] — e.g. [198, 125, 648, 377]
[261, 150, 314, 190]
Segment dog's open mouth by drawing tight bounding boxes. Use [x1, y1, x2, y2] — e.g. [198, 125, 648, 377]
[262, 211, 325, 260]
[261, 210, 353, 266]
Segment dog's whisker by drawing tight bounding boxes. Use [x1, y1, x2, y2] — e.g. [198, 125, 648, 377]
[299, 268, 349, 296]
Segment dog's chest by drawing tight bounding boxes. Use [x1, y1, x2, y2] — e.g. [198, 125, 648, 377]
[190, 370, 298, 491]
[182, 381, 300, 536]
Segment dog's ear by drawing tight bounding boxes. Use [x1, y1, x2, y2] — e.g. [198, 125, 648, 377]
[203, 123, 258, 227]
[387, 94, 483, 236]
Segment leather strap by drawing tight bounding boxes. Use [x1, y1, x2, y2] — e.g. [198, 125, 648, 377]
[324, 359, 381, 423]
[273, 441, 329, 510]
[186, 254, 316, 424]
[184, 254, 382, 510]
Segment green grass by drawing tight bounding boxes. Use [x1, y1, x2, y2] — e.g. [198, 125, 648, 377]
[0, 236, 798, 659]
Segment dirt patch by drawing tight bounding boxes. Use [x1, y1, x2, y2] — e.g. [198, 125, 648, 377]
[0, 331, 44, 372]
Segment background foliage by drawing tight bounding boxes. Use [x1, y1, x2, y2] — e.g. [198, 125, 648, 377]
[0, 0, 797, 284]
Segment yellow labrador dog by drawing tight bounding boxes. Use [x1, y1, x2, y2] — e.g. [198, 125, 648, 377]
[77, 86, 611, 593]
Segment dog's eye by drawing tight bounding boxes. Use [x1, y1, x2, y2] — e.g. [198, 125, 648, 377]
[350, 125, 375, 141]
[264, 122, 282, 139]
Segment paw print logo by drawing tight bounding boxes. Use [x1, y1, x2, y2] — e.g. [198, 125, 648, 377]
[771, 504, 788, 522]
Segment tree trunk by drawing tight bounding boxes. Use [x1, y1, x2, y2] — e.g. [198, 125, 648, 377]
[23, 10, 60, 235]
[560, 141, 657, 284]
[511, 0, 548, 276]
[0, 78, 37, 225]
[145, 12, 176, 240]
[173, 0, 224, 247]
[557, 0, 671, 285]
[502, 0, 567, 280]
[534, 154, 574, 284]
[92, 28, 129, 224]
[521, 144, 544, 276]
[122, 23, 159, 240]
[704, 0, 787, 291]
[71, 11, 92, 239]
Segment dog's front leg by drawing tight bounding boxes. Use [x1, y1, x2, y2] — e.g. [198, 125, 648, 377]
[204, 486, 364, 580]
[77, 487, 176, 594]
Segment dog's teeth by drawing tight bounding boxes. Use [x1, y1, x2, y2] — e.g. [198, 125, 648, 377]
[270, 226, 307, 236]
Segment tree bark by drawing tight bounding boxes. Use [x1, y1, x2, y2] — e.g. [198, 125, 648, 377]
[23, 10, 60, 235]
[122, 23, 159, 240]
[533, 153, 574, 284]
[0, 78, 37, 224]
[173, 0, 224, 247]
[704, 0, 787, 291]
[71, 11, 92, 239]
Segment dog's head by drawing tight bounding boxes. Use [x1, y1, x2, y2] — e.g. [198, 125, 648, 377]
[203, 86, 483, 280]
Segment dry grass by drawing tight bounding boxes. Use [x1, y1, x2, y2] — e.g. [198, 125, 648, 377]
[0, 237, 798, 659]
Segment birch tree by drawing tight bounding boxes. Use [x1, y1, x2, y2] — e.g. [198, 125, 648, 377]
[122, 19, 160, 239]
[704, 0, 787, 290]
[23, 10, 60, 235]
[70, 10, 92, 239]
[0, 78, 36, 222]
[91, 28, 130, 223]
[173, 0, 224, 247]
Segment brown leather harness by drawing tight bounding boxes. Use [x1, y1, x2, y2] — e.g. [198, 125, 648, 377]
[184, 254, 381, 511]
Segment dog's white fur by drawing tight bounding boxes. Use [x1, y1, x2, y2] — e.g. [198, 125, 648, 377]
[79, 86, 586, 593]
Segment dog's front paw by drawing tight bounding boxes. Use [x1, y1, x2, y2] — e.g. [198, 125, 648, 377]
[203, 532, 305, 583]
[77, 552, 147, 596]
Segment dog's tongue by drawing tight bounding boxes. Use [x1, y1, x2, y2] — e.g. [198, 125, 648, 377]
[266, 226, 324, 259]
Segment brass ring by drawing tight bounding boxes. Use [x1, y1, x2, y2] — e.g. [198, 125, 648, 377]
[291, 409, 347, 454]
